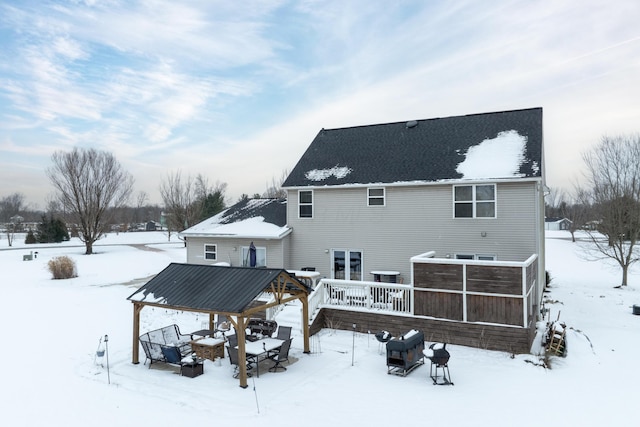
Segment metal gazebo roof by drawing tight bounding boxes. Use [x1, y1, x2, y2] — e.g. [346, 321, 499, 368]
[127, 263, 312, 315]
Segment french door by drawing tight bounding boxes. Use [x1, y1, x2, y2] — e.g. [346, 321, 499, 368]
[331, 249, 363, 281]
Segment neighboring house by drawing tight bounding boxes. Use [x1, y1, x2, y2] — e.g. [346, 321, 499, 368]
[181, 107, 546, 353]
[545, 217, 572, 231]
[181, 198, 290, 268]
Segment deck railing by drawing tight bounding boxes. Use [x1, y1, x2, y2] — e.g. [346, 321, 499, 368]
[307, 279, 412, 324]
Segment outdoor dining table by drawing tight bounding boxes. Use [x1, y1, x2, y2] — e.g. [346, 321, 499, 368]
[240, 337, 284, 377]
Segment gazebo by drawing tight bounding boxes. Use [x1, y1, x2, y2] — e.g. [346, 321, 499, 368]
[127, 263, 313, 388]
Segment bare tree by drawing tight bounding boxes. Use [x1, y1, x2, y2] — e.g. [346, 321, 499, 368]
[576, 134, 640, 286]
[159, 172, 227, 239]
[0, 193, 25, 246]
[262, 169, 289, 199]
[159, 171, 197, 239]
[544, 186, 565, 218]
[561, 197, 589, 242]
[196, 176, 227, 220]
[46, 148, 134, 254]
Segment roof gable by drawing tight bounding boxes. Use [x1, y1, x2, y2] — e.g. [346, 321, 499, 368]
[282, 108, 543, 188]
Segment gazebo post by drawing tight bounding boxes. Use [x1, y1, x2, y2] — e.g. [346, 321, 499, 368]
[208, 312, 215, 330]
[235, 316, 249, 388]
[132, 303, 143, 364]
[301, 295, 310, 354]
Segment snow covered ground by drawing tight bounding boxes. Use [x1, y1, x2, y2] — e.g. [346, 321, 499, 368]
[0, 230, 637, 426]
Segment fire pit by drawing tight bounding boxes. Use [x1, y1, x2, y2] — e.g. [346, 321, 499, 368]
[424, 343, 453, 385]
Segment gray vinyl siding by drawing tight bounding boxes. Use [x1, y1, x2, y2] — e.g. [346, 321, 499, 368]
[286, 181, 540, 282]
[185, 236, 289, 268]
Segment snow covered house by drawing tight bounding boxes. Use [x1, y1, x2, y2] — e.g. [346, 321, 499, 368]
[181, 198, 290, 268]
[181, 107, 546, 353]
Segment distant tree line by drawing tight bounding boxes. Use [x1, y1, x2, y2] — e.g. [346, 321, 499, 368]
[1, 148, 287, 251]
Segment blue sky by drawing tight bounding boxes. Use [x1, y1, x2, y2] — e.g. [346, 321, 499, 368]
[1, 0, 639, 208]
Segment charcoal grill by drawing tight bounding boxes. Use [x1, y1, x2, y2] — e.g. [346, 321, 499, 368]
[425, 343, 453, 385]
[386, 330, 425, 376]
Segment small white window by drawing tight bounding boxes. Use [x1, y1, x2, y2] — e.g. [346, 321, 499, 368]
[299, 190, 313, 218]
[368, 188, 385, 206]
[204, 244, 217, 261]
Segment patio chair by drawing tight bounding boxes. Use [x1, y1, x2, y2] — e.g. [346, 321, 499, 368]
[161, 345, 184, 366]
[160, 345, 201, 376]
[227, 345, 251, 378]
[226, 334, 238, 349]
[276, 326, 292, 341]
[268, 338, 293, 372]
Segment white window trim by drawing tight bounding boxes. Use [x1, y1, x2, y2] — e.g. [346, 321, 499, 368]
[453, 184, 497, 219]
[367, 187, 386, 207]
[204, 244, 217, 261]
[241, 245, 267, 267]
[330, 248, 364, 281]
[298, 190, 314, 219]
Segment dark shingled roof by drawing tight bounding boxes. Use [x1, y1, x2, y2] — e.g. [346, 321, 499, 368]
[216, 198, 287, 227]
[127, 263, 311, 314]
[282, 107, 543, 188]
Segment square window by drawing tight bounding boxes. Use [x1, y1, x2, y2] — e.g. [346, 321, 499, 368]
[368, 188, 385, 206]
[204, 244, 217, 260]
[454, 184, 496, 218]
[454, 186, 472, 201]
[476, 185, 495, 201]
[476, 202, 495, 217]
[454, 203, 473, 218]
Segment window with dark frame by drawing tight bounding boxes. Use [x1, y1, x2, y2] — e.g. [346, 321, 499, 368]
[204, 244, 217, 260]
[454, 184, 496, 218]
[455, 254, 496, 261]
[368, 187, 385, 206]
[299, 190, 313, 218]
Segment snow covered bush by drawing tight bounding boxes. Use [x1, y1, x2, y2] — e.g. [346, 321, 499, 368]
[47, 256, 77, 279]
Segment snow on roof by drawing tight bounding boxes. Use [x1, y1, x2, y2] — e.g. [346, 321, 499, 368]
[183, 216, 289, 239]
[128, 291, 166, 304]
[456, 130, 527, 179]
[305, 165, 352, 181]
[180, 198, 289, 239]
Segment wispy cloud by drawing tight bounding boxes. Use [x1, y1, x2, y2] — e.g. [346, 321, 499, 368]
[0, 0, 639, 205]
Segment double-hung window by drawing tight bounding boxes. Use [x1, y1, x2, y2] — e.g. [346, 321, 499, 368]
[368, 187, 385, 206]
[204, 244, 217, 261]
[299, 190, 313, 218]
[454, 184, 496, 218]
